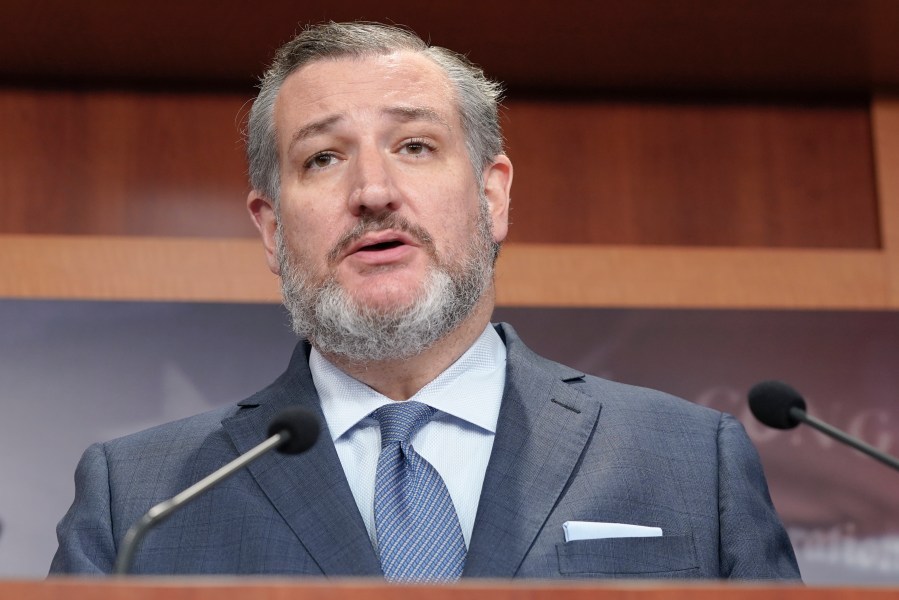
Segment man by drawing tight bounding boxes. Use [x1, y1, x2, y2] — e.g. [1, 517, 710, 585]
[51, 22, 800, 580]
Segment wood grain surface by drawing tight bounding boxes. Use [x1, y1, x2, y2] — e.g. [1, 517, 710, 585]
[0, 90, 254, 238]
[503, 100, 878, 248]
[4, 579, 898, 600]
[0, 235, 279, 303]
[0, 236, 891, 309]
[1, 91, 879, 248]
[4, 1, 899, 94]
[872, 97, 899, 306]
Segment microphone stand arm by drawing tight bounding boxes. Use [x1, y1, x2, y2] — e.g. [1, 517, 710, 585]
[114, 431, 288, 575]
[789, 407, 899, 473]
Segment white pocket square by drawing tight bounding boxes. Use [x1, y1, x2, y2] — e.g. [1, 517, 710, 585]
[563, 521, 663, 542]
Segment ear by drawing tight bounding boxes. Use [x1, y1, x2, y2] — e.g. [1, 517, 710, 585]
[247, 191, 281, 275]
[482, 154, 513, 243]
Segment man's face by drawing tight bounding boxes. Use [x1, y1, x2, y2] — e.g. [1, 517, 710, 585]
[249, 51, 511, 358]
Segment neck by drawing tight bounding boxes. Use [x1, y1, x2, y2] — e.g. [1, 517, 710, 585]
[319, 288, 496, 400]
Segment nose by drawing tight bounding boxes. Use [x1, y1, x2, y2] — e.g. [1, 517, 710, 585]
[347, 145, 403, 217]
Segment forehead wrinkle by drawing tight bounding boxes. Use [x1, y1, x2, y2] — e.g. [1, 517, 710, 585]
[287, 114, 343, 154]
[382, 105, 451, 131]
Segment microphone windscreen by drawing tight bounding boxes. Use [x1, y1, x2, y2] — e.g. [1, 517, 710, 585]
[748, 380, 807, 430]
[268, 408, 320, 454]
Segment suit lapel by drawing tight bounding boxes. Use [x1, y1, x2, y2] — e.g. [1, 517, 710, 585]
[463, 325, 602, 578]
[221, 342, 382, 577]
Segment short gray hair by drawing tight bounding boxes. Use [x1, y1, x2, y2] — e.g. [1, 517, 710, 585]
[245, 22, 504, 205]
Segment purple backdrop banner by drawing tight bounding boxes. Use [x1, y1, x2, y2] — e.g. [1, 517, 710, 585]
[1, 300, 896, 583]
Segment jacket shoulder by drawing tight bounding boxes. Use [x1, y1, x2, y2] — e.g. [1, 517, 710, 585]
[497, 321, 723, 427]
[102, 403, 240, 457]
[575, 373, 723, 426]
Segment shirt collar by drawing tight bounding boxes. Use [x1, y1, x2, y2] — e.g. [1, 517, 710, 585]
[312, 324, 507, 442]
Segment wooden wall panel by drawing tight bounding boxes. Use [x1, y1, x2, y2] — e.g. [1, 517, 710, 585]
[0, 235, 889, 308]
[872, 97, 899, 303]
[0, 90, 880, 249]
[504, 101, 879, 248]
[5, 579, 899, 600]
[6, 579, 897, 600]
[0, 235, 279, 303]
[5, 1, 899, 93]
[0, 89, 254, 237]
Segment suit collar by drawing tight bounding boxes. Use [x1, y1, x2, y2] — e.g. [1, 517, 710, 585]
[464, 323, 602, 578]
[224, 341, 382, 577]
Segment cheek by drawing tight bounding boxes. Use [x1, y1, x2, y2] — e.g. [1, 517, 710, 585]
[280, 211, 352, 272]
[433, 205, 483, 258]
[277, 213, 315, 258]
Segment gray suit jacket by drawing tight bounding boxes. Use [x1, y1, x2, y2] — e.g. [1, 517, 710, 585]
[50, 323, 800, 579]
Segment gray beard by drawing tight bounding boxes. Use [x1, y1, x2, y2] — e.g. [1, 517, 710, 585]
[276, 202, 497, 363]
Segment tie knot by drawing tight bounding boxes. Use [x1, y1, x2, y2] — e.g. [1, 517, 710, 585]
[373, 401, 435, 447]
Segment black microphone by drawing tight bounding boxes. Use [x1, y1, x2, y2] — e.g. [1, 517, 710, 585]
[749, 380, 899, 473]
[114, 407, 319, 575]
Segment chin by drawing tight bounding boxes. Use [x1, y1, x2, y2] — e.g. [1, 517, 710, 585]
[352, 290, 420, 314]
[346, 275, 425, 307]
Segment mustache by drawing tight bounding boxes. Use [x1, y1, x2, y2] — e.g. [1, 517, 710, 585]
[327, 213, 437, 264]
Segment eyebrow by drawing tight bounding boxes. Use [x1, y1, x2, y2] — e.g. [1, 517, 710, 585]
[287, 115, 343, 154]
[286, 106, 451, 155]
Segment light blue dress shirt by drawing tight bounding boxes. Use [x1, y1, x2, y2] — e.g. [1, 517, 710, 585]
[311, 325, 507, 549]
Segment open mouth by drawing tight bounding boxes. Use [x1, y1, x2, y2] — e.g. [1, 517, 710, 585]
[341, 230, 417, 262]
[358, 240, 405, 252]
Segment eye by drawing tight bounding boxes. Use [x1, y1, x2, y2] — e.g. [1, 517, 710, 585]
[304, 151, 338, 170]
[398, 138, 435, 157]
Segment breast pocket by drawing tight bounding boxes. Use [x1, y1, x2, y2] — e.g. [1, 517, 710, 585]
[556, 535, 700, 578]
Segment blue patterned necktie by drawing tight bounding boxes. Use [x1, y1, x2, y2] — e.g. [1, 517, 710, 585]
[372, 401, 466, 582]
